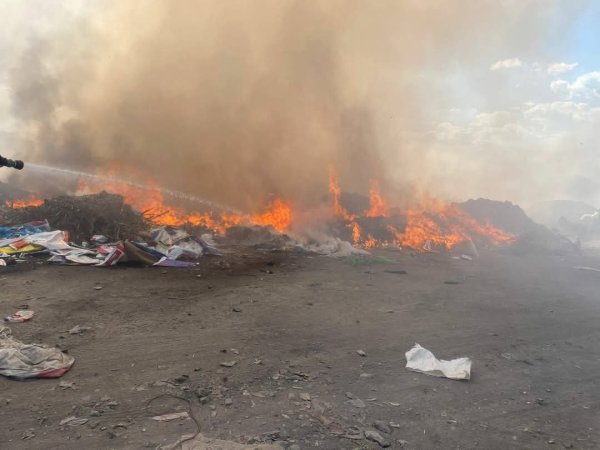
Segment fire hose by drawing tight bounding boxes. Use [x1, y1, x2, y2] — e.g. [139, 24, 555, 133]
[0, 154, 24, 170]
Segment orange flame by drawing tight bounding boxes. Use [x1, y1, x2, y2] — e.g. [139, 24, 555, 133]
[251, 198, 292, 233]
[400, 200, 514, 250]
[328, 167, 355, 221]
[76, 170, 293, 234]
[364, 180, 389, 217]
[328, 169, 514, 251]
[6, 196, 44, 208]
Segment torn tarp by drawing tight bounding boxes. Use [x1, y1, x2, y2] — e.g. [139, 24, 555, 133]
[151, 226, 204, 259]
[0, 220, 51, 240]
[0, 230, 72, 255]
[0, 327, 74, 379]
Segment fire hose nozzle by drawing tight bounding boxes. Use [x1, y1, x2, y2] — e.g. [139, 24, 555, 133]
[0, 155, 24, 170]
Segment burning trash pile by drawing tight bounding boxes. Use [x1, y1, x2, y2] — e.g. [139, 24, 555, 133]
[0, 166, 578, 268]
[0, 192, 221, 268]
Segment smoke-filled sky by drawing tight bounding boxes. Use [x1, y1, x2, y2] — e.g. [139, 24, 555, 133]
[0, 0, 599, 211]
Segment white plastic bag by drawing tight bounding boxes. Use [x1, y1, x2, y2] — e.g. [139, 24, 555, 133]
[405, 343, 471, 380]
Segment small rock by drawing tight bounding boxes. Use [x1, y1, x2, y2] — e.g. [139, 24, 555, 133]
[58, 381, 75, 389]
[69, 325, 91, 335]
[299, 393, 311, 401]
[224, 398, 233, 406]
[345, 392, 355, 399]
[389, 422, 401, 429]
[21, 429, 35, 440]
[373, 420, 392, 434]
[360, 373, 374, 378]
[195, 387, 211, 399]
[356, 350, 367, 357]
[173, 374, 189, 384]
[232, 307, 242, 313]
[89, 410, 101, 417]
[93, 286, 103, 290]
[365, 429, 390, 447]
[548, 439, 556, 444]
[220, 361, 237, 368]
[348, 398, 366, 408]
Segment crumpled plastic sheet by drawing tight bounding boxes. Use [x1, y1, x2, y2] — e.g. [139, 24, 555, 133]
[0, 220, 51, 240]
[405, 343, 471, 380]
[151, 226, 204, 259]
[0, 230, 73, 255]
[0, 327, 74, 379]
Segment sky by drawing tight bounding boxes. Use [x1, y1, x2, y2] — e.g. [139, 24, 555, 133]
[0, 0, 599, 210]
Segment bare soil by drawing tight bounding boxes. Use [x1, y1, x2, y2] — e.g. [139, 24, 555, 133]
[0, 247, 599, 449]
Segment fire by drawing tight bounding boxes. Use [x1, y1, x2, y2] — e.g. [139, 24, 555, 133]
[328, 171, 515, 251]
[75, 170, 292, 234]
[251, 198, 292, 233]
[6, 196, 44, 208]
[364, 180, 389, 217]
[328, 167, 355, 221]
[329, 167, 363, 245]
[400, 201, 514, 250]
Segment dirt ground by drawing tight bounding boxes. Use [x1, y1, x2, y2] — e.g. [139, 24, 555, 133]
[0, 246, 599, 449]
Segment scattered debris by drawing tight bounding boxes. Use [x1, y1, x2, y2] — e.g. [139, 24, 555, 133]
[21, 429, 35, 440]
[220, 361, 237, 368]
[167, 433, 284, 450]
[365, 429, 391, 447]
[405, 343, 472, 380]
[152, 411, 190, 422]
[60, 416, 88, 426]
[4, 310, 34, 323]
[69, 325, 92, 335]
[0, 327, 74, 379]
[348, 398, 366, 408]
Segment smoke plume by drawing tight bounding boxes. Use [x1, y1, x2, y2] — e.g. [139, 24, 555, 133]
[6, 0, 591, 211]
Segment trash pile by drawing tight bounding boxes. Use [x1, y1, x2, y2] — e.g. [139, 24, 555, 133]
[0, 220, 220, 269]
[1, 192, 147, 242]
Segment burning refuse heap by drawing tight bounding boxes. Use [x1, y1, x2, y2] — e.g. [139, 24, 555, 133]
[2, 192, 147, 243]
[326, 169, 515, 251]
[1, 167, 525, 255]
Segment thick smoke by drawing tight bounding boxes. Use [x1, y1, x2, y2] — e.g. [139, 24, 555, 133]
[7, 0, 587, 211]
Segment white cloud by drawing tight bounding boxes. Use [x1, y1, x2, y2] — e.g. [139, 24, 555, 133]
[490, 58, 523, 71]
[523, 101, 600, 122]
[550, 71, 600, 100]
[547, 62, 578, 75]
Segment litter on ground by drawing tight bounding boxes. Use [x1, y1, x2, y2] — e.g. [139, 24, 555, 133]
[405, 343, 472, 380]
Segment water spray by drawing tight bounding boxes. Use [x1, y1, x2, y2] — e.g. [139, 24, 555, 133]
[26, 163, 244, 215]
